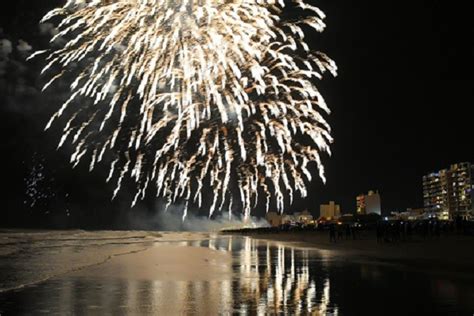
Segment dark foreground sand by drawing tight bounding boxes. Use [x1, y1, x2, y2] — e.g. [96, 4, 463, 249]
[222, 230, 474, 277]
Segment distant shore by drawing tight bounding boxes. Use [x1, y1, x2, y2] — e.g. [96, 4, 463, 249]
[221, 228, 474, 277]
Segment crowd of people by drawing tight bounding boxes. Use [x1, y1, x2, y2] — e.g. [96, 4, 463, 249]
[376, 218, 474, 243]
[328, 223, 360, 242]
[328, 216, 473, 243]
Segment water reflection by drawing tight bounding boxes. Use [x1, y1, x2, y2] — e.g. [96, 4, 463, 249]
[1, 235, 474, 315]
[228, 237, 338, 315]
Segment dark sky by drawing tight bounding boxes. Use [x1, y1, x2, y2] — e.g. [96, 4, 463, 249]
[303, 0, 474, 214]
[1, 0, 473, 228]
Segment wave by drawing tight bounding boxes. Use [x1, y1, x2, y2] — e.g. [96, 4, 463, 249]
[0, 230, 212, 294]
[0, 246, 150, 294]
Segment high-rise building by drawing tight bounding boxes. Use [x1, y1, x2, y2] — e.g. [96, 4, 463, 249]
[356, 195, 366, 214]
[356, 190, 381, 215]
[320, 201, 341, 219]
[422, 162, 474, 219]
[450, 163, 473, 213]
[422, 170, 451, 216]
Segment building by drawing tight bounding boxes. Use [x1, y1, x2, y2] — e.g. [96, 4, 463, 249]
[422, 169, 452, 219]
[294, 210, 313, 224]
[406, 208, 426, 220]
[266, 212, 283, 227]
[356, 195, 366, 215]
[422, 162, 474, 219]
[366, 191, 382, 215]
[320, 201, 341, 219]
[356, 190, 381, 215]
[282, 215, 296, 225]
[390, 208, 425, 221]
[266, 210, 314, 227]
[450, 163, 474, 214]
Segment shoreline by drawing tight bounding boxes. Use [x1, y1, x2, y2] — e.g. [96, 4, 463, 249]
[222, 230, 474, 278]
[2, 230, 474, 314]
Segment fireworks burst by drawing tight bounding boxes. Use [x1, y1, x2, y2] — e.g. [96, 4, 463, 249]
[33, 0, 337, 218]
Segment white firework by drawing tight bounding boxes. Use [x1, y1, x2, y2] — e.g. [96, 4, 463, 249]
[33, 0, 337, 218]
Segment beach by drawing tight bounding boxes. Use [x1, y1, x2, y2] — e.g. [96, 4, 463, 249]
[221, 229, 474, 277]
[1, 230, 474, 315]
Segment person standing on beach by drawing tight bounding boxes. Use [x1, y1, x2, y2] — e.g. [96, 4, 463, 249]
[329, 224, 336, 243]
[376, 222, 383, 243]
[337, 225, 344, 240]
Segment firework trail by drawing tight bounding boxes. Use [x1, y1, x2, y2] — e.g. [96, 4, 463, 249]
[33, 0, 337, 218]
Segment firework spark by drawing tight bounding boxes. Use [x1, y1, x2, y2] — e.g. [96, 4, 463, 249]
[34, 0, 337, 218]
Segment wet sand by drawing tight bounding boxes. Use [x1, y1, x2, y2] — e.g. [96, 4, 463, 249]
[0, 231, 222, 293]
[70, 244, 233, 282]
[2, 230, 474, 314]
[222, 230, 474, 276]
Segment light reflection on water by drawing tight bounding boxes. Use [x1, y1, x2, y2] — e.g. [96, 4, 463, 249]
[229, 237, 337, 315]
[1, 235, 474, 315]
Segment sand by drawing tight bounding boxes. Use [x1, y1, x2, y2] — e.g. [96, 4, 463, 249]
[0, 231, 228, 293]
[0, 232, 235, 315]
[69, 244, 233, 281]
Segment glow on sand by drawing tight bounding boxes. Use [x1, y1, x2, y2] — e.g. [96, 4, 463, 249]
[33, 0, 337, 219]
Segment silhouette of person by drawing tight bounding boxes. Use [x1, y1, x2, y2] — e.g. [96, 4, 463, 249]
[329, 224, 336, 243]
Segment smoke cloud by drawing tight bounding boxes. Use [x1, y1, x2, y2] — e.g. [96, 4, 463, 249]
[125, 202, 270, 232]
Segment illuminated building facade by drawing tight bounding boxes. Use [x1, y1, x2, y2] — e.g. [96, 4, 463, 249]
[295, 210, 314, 223]
[266, 212, 284, 227]
[356, 195, 365, 214]
[320, 201, 341, 219]
[422, 162, 474, 219]
[356, 191, 381, 215]
[266, 210, 314, 227]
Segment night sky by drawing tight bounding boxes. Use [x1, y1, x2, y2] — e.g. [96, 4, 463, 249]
[1, 0, 473, 228]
